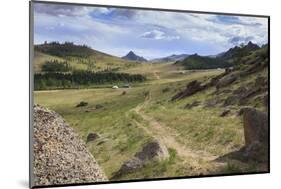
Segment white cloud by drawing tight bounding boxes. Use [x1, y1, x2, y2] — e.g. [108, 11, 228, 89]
[140, 30, 180, 40]
[133, 10, 268, 47]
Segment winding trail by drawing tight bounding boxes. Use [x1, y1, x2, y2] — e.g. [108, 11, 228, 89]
[131, 98, 221, 168]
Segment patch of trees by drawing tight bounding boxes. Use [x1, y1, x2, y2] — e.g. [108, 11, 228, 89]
[42, 60, 71, 72]
[35, 41, 93, 58]
[34, 71, 146, 90]
[177, 54, 232, 70]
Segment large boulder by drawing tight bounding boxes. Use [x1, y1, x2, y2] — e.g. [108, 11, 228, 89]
[242, 108, 268, 146]
[113, 140, 169, 178]
[32, 105, 107, 187]
[241, 108, 268, 162]
[134, 140, 169, 162]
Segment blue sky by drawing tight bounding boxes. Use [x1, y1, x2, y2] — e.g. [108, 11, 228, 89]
[34, 3, 268, 60]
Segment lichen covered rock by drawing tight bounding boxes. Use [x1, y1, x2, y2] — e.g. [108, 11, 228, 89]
[32, 105, 107, 187]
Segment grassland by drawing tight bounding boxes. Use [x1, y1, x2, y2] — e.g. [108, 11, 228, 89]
[34, 55, 268, 181]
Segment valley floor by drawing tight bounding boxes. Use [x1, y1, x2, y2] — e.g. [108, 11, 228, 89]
[34, 63, 267, 181]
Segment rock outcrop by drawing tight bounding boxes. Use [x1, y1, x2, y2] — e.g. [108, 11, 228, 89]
[172, 80, 205, 101]
[32, 105, 107, 187]
[112, 140, 169, 178]
[216, 73, 237, 89]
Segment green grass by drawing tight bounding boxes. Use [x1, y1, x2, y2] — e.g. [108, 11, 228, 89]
[35, 86, 154, 177]
[34, 60, 268, 180]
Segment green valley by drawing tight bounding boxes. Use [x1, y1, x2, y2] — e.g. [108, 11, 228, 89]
[34, 42, 269, 180]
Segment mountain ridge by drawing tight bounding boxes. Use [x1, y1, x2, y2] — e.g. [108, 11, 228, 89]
[176, 41, 264, 69]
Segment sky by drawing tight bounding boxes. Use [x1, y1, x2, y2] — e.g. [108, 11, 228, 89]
[33, 3, 268, 60]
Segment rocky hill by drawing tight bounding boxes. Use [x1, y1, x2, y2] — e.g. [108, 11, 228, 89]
[32, 105, 107, 187]
[219, 41, 260, 60]
[171, 44, 269, 165]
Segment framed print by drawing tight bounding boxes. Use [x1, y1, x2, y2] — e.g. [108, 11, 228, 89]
[29, 1, 269, 188]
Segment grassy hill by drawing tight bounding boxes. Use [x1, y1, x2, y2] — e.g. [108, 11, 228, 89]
[33, 42, 148, 90]
[176, 54, 231, 69]
[34, 42, 139, 73]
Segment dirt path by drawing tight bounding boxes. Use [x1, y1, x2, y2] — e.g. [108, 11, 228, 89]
[132, 100, 219, 165]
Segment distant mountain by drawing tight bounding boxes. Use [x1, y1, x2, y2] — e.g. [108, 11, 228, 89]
[219, 41, 260, 60]
[176, 53, 231, 70]
[122, 51, 147, 62]
[151, 54, 190, 63]
[176, 41, 261, 70]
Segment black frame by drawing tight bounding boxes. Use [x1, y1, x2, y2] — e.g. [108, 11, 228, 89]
[29, 0, 270, 188]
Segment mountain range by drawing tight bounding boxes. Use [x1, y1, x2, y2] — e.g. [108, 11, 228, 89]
[176, 41, 262, 69]
[34, 41, 265, 72]
[151, 54, 190, 63]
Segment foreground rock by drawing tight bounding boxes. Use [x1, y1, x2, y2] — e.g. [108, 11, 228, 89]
[242, 108, 268, 147]
[215, 107, 268, 165]
[33, 105, 107, 187]
[112, 140, 169, 178]
[241, 108, 268, 162]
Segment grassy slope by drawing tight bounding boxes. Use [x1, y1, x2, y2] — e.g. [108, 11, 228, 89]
[34, 50, 138, 73]
[34, 51, 65, 72]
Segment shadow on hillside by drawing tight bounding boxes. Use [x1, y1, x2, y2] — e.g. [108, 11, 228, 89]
[215, 147, 249, 163]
